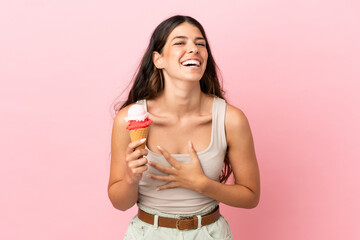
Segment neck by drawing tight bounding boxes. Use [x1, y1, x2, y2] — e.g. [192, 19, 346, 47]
[157, 79, 205, 120]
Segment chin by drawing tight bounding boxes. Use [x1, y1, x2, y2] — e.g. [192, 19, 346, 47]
[182, 76, 203, 82]
[183, 72, 205, 82]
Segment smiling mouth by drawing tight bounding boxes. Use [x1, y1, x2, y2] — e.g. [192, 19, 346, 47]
[181, 59, 201, 67]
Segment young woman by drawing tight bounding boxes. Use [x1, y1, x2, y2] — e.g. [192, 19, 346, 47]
[108, 15, 260, 240]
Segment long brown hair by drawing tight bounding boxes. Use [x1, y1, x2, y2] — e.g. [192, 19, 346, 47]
[113, 15, 232, 183]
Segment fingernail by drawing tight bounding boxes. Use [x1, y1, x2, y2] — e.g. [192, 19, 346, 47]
[148, 161, 152, 165]
[188, 140, 193, 148]
[156, 187, 160, 191]
[157, 145, 162, 151]
[146, 174, 151, 178]
[140, 138, 146, 143]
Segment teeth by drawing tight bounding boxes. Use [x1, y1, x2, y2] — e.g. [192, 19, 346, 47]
[181, 60, 200, 67]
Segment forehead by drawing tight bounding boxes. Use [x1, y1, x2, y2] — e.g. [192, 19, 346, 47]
[167, 22, 204, 40]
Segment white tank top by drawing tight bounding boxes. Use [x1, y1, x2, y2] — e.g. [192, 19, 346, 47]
[136, 97, 227, 214]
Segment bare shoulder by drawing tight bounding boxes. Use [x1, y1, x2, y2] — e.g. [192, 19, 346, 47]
[112, 104, 135, 143]
[224, 103, 252, 144]
[113, 104, 133, 128]
[225, 103, 250, 130]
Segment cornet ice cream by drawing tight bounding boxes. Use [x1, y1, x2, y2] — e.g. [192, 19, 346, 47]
[125, 104, 152, 150]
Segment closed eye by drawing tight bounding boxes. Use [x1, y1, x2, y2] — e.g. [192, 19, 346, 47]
[174, 42, 205, 46]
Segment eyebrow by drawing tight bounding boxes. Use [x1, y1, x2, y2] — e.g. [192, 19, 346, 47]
[171, 36, 206, 41]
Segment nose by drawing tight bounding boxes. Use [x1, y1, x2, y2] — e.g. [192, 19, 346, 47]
[187, 42, 199, 54]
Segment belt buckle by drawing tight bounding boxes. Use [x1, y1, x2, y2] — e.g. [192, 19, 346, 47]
[176, 216, 191, 231]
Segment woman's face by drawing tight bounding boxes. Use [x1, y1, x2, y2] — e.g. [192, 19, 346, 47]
[153, 22, 208, 83]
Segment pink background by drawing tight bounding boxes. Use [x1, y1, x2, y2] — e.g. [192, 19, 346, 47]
[1, 0, 359, 239]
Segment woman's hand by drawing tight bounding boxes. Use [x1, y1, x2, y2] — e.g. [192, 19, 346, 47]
[124, 138, 149, 184]
[147, 140, 207, 191]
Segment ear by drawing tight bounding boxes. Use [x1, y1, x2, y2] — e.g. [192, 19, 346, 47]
[153, 51, 163, 69]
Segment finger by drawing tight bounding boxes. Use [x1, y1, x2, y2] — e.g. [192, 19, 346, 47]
[188, 140, 199, 163]
[147, 173, 175, 182]
[127, 148, 148, 162]
[131, 164, 148, 175]
[126, 138, 146, 154]
[156, 182, 179, 191]
[156, 145, 181, 168]
[128, 157, 148, 169]
[148, 161, 176, 175]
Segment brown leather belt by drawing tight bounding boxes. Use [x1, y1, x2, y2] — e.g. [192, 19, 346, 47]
[137, 206, 220, 231]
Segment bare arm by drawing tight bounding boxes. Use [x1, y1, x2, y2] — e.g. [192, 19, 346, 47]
[107, 105, 149, 211]
[198, 104, 260, 208]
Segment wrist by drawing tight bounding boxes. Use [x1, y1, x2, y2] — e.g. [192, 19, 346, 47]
[195, 175, 210, 194]
[124, 172, 140, 186]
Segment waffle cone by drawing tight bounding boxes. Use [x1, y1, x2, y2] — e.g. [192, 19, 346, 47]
[129, 127, 149, 150]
